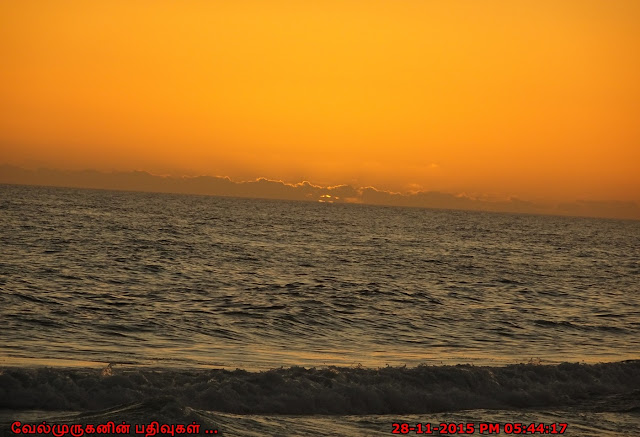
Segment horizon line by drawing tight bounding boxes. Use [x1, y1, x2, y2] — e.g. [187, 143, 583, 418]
[1, 164, 638, 221]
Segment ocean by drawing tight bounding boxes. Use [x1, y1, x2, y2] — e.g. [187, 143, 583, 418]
[1, 184, 639, 436]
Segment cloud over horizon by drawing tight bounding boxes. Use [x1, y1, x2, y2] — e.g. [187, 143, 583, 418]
[1, 165, 638, 221]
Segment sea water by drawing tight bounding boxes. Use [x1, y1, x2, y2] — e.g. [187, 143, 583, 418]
[1, 184, 639, 436]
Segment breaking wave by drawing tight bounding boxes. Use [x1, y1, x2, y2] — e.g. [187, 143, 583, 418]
[2, 361, 639, 415]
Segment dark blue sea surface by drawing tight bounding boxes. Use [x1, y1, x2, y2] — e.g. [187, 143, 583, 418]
[1, 184, 639, 435]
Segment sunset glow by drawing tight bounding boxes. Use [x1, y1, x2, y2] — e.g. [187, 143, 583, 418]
[1, 0, 639, 209]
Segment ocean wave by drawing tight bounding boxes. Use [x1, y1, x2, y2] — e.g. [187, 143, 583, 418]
[1, 361, 639, 415]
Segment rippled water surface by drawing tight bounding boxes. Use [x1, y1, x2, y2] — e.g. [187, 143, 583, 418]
[1, 184, 639, 369]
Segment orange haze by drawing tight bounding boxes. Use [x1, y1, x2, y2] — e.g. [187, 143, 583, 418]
[1, 0, 639, 205]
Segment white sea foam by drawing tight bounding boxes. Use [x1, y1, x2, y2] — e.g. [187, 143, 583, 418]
[1, 362, 639, 436]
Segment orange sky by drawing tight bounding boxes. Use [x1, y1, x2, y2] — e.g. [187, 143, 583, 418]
[1, 0, 639, 204]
